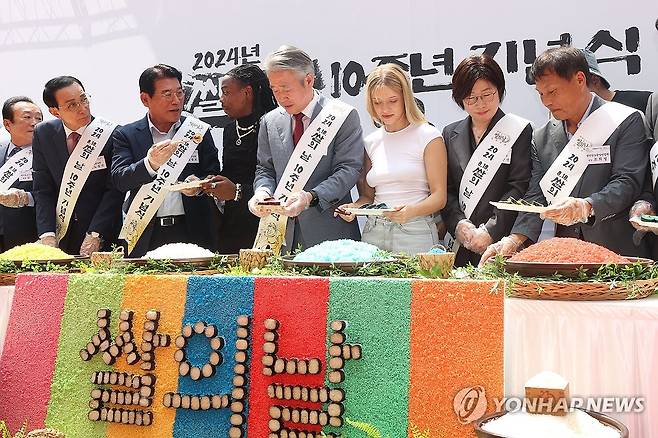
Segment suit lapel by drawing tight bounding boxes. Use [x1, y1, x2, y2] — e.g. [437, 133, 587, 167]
[450, 117, 473, 174]
[53, 120, 70, 171]
[136, 115, 155, 157]
[0, 143, 9, 166]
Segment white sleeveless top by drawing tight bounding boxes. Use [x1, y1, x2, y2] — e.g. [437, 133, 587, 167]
[365, 122, 442, 207]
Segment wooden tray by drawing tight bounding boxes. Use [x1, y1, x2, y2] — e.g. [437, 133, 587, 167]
[281, 255, 395, 273]
[503, 257, 653, 278]
[344, 207, 397, 216]
[3, 255, 88, 266]
[168, 178, 212, 192]
[123, 254, 238, 269]
[630, 216, 658, 230]
[490, 201, 549, 214]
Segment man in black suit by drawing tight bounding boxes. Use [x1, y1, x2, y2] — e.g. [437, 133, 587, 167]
[32, 76, 123, 255]
[111, 64, 221, 257]
[0, 97, 42, 250]
[481, 47, 651, 264]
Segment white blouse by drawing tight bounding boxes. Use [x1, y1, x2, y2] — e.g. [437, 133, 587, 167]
[365, 122, 441, 207]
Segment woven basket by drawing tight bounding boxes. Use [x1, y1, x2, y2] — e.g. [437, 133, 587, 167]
[240, 249, 273, 272]
[417, 252, 455, 278]
[508, 278, 658, 301]
[0, 273, 16, 286]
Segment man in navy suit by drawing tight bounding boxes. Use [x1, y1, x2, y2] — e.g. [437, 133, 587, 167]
[32, 76, 123, 255]
[111, 64, 221, 257]
[0, 96, 42, 251]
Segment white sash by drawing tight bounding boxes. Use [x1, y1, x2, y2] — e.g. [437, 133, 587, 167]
[650, 140, 658, 190]
[253, 99, 354, 253]
[445, 114, 529, 252]
[539, 102, 637, 204]
[0, 147, 32, 191]
[56, 118, 117, 242]
[120, 117, 210, 254]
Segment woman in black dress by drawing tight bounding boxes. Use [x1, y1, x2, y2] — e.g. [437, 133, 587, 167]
[201, 64, 277, 253]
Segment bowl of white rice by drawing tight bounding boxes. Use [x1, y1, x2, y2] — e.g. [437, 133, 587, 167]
[475, 409, 627, 438]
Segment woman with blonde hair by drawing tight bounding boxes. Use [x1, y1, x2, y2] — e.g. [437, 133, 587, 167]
[336, 63, 447, 254]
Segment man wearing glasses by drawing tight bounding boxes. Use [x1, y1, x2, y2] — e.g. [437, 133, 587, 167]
[0, 96, 43, 251]
[111, 64, 221, 257]
[32, 76, 124, 256]
[480, 47, 651, 264]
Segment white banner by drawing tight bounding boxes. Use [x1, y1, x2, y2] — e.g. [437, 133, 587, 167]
[0, 1, 655, 152]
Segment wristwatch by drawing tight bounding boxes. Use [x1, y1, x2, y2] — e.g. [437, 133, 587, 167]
[309, 190, 319, 207]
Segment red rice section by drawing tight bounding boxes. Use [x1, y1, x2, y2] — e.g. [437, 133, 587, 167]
[509, 237, 630, 263]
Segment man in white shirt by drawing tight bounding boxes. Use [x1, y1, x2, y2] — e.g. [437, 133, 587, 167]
[111, 64, 221, 257]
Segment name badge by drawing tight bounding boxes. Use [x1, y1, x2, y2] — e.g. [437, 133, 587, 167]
[92, 156, 107, 171]
[19, 170, 33, 182]
[189, 150, 200, 164]
[587, 145, 611, 165]
[502, 149, 511, 165]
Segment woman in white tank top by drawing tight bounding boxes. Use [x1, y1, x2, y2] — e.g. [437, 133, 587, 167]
[335, 64, 447, 254]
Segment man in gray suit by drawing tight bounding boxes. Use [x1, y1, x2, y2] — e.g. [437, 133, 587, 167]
[248, 45, 363, 252]
[481, 47, 651, 264]
[647, 92, 658, 141]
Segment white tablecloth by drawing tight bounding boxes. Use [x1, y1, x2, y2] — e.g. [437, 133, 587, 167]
[0, 286, 15, 359]
[506, 296, 658, 437]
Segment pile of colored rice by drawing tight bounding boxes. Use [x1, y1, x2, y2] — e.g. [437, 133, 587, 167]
[145, 243, 214, 259]
[293, 239, 386, 263]
[482, 409, 620, 437]
[0, 243, 73, 261]
[509, 238, 629, 264]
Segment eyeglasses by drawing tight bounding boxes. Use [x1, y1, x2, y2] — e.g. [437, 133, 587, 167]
[160, 89, 185, 101]
[463, 90, 497, 106]
[61, 94, 91, 112]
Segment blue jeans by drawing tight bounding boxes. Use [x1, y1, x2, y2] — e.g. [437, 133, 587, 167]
[362, 215, 438, 255]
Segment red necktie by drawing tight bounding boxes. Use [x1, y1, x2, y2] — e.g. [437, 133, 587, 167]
[67, 132, 81, 154]
[293, 113, 305, 146]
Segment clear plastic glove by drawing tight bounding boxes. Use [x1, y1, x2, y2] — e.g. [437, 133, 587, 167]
[201, 175, 236, 201]
[79, 233, 102, 256]
[334, 202, 358, 222]
[146, 139, 178, 171]
[180, 175, 202, 197]
[40, 235, 58, 248]
[479, 235, 524, 267]
[283, 191, 312, 217]
[455, 219, 477, 247]
[247, 189, 273, 218]
[0, 188, 29, 208]
[464, 225, 493, 255]
[540, 197, 592, 226]
[629, 200, 658, 234]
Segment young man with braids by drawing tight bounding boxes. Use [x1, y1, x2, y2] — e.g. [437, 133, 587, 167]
[201, 64, 277, 253]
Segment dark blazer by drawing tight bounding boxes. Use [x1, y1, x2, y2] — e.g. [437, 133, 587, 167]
[442, 109, 532, 267]
[32, 118, 124, 254]
[512, 95, 651, 258]
[111, 115, 221, 257]
[0, 143, 38, 249]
